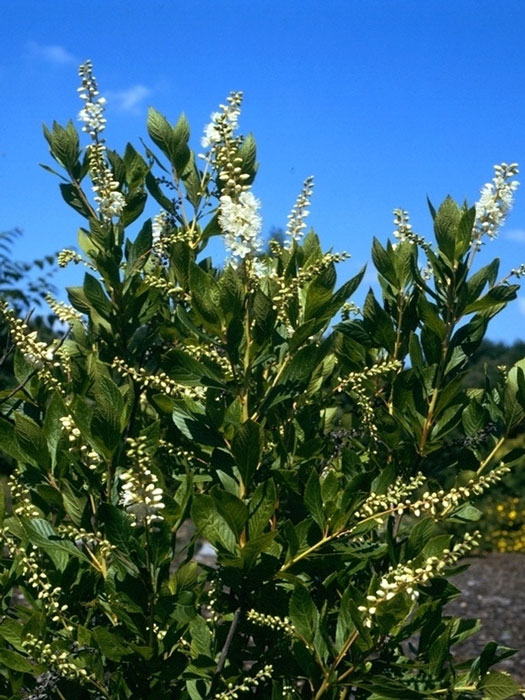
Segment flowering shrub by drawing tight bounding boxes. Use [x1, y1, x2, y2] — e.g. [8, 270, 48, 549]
[0, 60, 525, 699]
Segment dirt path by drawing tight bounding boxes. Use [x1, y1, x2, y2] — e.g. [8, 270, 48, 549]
[446, 553, 525, 683]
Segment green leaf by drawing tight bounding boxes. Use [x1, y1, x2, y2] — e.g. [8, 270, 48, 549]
[122, 189, 147, 227]
[451, 503, 482, 522]
[67, 285, 91, 314]
[18, 517, 89, 570]
[90, 376, 123, 456]
[289, 585, 319, 644]
[478, 671, 520, 700]
[362, 290, 396, 353]
[14, 414, 50, 469]
[434, 195, 461, 260]
[59, 183, 92, 218]
[372, 237, 398, 286]
[304, 262, 336, 321]
[237, 133, 257, 179]
[210, 487, 247, 539]
[191, 494, 237, 553]
[0, 648, 33, 672]
[504, 359, 525, 432]
[43, 120, 80, 171]
[0, 482, 4, 529]
[231, 420, 264, 485]
[456, 205, 476, 257]
[98, 503, 135, 556]
[248, 479, 277, 538]
[407, 517, 435, 557]
[172, 403, 225, 448]
[61, 483, 87, 526]
[304, 471, 325, 529]
[240, 531, 277, 568]
[93, 627, 132, 661]
[189, 263, 222, 331]
[0, 418, 24, 462]
[189, 616, 212, 658]
[83, 272, 113, 319]
[464, 284, 519, 315]
[147, 108, 191, 175]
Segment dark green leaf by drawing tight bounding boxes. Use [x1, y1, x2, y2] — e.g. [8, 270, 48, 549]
[231, 420, 264, 485]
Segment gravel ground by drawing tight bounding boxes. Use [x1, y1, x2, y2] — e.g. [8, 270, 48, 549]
[446, 553, 525, 684]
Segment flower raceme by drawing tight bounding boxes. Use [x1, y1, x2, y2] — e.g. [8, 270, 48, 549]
[474, 162, 519, 242]
[219, 191, 263, 263]
[77, 61, 125, 221]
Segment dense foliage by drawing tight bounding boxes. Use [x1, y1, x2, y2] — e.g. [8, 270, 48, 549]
[0, 62, 524, 699]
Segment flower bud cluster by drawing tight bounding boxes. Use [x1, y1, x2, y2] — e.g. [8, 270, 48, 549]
[354, 472, 425, 521]
[18, 544, 69, 622]
[60, 414, 81, 443]
[417, 462, 510, 515]
[474, 163, 519, 242]
[112, 357, 206, 400]
[59, 416, 102, 471]
[213, 664, 273, 700]
[57, 249, 89, 268]
[201, 92, 242, 152]
[270, 251, 350, 321]
[79, 443, 103, 471]
[8, 471, 40, 518]
[353, 462, 510, 526]
[392, 209, 431, 251]
[119, 435, 166, 527]
[201, 92, 246, 196]
[341, 301, 361, 320]
[284, 176, 314, 248]
[0, 301, 60, 389]
[151, 210, 170, 249]
[509, 263, 525, 279]
[337, 359, 401, 447]
[187, 343, 232, 376]
[143, 273, 189, 301]
[77, 60, 107, 136]
[246, 609, 295, 637]
[46, 294, 83, 324]
[87, 143, 126, 220]
[22, 635, 89, 682]
[358, 531, 480, 627]
[77, 61, 125, 221]
[57, 523, 115, 561]
[150, 222, 199, 257]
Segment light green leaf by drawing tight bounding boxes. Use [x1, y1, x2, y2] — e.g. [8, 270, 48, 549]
[478, 671, 520, 700]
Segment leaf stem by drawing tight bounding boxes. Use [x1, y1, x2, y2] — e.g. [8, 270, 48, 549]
[476, 435, 505, 475]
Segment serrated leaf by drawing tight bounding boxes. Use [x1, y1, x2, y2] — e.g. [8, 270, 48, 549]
[289, 586, 319, 643]
[191, 494, 237, 553]
[0, 648, 33, 672]
[93, 627, 132, 661]
[231, 420, 264, 485]
[304, 471, 325, 529]
[83, 273, 113, 319]
[90, 376, 123, 456]
[211, 487, 247, 538]
[59, 183, 93, 218]
[434, 195, 461, 260]
[478, 671, 520, 700]
[248, 479, 277, 538]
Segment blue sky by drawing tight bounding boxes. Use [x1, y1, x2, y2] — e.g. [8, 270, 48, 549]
[2, 0, 525, 341]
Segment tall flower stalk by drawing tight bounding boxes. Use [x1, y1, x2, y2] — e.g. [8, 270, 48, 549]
[78, 61, 125, 221]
